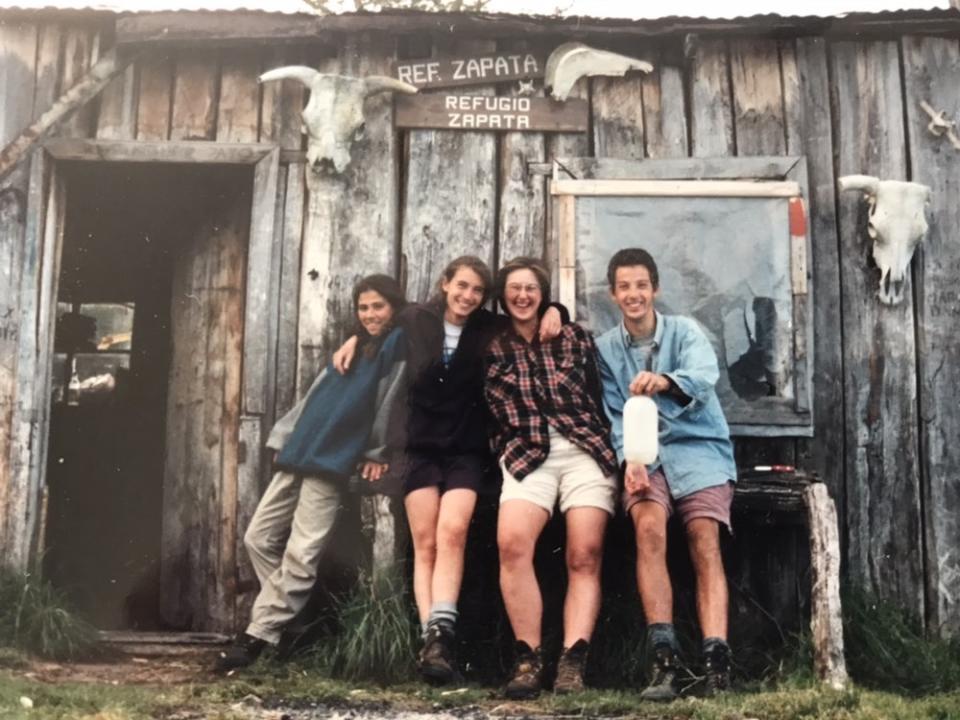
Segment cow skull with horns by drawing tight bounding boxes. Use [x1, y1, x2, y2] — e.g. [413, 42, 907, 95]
[838, 174, 932, 305]
[259, 67, 418, 174]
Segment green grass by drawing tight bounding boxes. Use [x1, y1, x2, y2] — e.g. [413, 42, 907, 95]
[0, 567, 100, 661]
[2, 667, 959, 720]
[843, 588, 960, 695]
[297, 566, 420, 685]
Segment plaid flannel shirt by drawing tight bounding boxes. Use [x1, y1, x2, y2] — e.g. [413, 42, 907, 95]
[484, 323, 618, 480]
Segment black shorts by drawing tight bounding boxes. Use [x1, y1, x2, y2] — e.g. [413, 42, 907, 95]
[403, 453, 498, 496]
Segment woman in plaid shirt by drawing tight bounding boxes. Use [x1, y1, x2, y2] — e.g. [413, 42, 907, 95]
[484, 257, 618, 699]
[331, 256, 565, 684]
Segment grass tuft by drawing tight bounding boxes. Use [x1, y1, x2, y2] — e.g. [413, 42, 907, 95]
[302, 566, 419, 685]
[843, 587, 960, 695]
[0, 566, 100, 661]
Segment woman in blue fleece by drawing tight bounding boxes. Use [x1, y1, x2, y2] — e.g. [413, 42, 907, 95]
[216, 274, 407, 671]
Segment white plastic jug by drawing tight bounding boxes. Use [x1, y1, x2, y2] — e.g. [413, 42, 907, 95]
[623, 395, 658, 465]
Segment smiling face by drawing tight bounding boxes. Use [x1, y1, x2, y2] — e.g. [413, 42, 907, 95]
[441, 266, 486, 325]
[503, 268, 543, 327]
[356, 289, 394, 337]
[611, 264, 659, 336]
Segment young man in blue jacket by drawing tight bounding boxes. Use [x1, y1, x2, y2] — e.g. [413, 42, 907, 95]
[595, 248, 737, 700]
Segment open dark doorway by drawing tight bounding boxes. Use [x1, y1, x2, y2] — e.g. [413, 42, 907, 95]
[43, 161, 251, 631]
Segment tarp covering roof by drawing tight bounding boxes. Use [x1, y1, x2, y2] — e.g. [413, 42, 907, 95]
[0, 0, 951, 17]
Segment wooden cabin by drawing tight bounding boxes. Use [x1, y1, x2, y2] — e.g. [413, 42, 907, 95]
[1, 1, 958, 657]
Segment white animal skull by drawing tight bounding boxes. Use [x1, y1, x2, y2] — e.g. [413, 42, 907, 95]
[838, 174, 931, 305]
[258, 67, 418, 174]
[544, 42, 653, 102]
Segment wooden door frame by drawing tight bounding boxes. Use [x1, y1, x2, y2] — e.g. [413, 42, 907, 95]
[15, 139, 280, 628]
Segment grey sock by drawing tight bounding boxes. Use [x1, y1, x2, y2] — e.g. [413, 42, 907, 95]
[648, 622, 678, 651]
[425, 601, 458, 635]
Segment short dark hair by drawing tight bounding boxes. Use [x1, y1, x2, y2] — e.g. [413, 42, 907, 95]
[434, 255, 494, 306]
[495, 256, 551, 315]
[606, 248, 659, 290]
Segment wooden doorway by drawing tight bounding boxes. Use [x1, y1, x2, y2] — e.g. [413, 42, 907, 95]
[33, 140, 279, 632]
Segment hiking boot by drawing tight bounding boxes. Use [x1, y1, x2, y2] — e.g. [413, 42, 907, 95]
[553, 639, 589, 694]
[504, 641, 544, 700]
[419, 625, 456, 684]
[215, 633, 268, 672]
[703, 642, 731, 696]
[639, 644, 679, 702]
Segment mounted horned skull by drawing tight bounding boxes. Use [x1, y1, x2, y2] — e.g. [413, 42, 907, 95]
[259, 67, 418, 174]
[838, 175, 932, 305]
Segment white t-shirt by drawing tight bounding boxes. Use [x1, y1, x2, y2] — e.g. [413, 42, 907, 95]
[443, 320, 463, 366]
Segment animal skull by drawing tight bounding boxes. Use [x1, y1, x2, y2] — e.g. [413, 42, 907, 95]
[544, 42, 653, 102]
[838, 174, 931, 305]
[258, 67, 418, 174]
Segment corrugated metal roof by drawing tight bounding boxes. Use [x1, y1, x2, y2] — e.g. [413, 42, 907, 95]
[485, 0, 951, 21]
[0, 0, 315, 12]
[0, 0, 951, 18]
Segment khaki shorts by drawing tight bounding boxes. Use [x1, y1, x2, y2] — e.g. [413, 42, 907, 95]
[500, 429, 617, 517]
[623, 468, 734, 532]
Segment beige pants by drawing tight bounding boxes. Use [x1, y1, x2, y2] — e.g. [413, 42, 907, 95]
[244, 470, 341, 644]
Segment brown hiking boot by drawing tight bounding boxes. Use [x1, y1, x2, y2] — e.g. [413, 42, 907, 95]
[504, 641, 544, 699]
[640, 644, 679, 702]
[419, 625, 456, 684]
[553, 639, 589, 694]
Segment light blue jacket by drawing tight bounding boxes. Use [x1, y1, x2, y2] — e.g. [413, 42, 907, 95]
[596, 312, 736, 499]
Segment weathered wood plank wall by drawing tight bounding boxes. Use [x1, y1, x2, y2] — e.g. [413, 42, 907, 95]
[902, 35, 960, 637]
[2, 14, 959, 634]
[832, 40, 925, 620]
[0, 21, 38, 562]
[1, 17, 103, 568]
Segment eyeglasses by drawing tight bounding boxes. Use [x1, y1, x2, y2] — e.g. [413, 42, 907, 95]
[505, 283, 541, 294]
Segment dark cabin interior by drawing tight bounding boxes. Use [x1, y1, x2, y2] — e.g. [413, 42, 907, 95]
[43, 161, 251, 630]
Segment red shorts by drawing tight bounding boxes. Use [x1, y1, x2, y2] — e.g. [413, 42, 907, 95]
[623, 468, 733, 532]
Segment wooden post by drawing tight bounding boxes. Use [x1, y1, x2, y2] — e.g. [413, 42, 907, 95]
[360, 495, 398, 586]
[803, 482, 848, 690]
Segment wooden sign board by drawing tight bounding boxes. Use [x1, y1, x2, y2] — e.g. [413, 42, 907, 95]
[392, 52, 547, 90]
[394, 94, 588, 133]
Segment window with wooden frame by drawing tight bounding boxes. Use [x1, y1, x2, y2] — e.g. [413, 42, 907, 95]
[551, 157, 812, 436]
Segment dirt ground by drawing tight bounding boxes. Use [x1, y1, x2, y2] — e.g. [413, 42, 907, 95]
[20, 643, 223, 686]
[11, 644, 500, 719]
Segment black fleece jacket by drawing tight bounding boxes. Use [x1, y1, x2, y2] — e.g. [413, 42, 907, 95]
[398, 299, 569, 460]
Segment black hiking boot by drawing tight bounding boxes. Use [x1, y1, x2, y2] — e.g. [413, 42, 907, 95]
[215, 633, 268, 672]
[553, 639, 589, 694]
[640, 644, 680, 702]
[703, 641, 731, 696]
[504, 641, 544, 700]
[419, 624, 456, 684]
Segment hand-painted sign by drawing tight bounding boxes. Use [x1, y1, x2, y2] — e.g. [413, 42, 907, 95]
[392, 52, 547, 90]
[394, 94, 588, 132]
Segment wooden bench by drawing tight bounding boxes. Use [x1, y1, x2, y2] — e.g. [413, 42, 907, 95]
[361, 470, 848, 690]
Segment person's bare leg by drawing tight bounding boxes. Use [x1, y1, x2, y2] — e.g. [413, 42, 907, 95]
[405, 487, 441, 626]
[686, 518, 728, 639]
[562, 506, 608, 647]
[630, 501, 673, 623]
[431, 488, 477, 604]
[498, 499, 550, 648]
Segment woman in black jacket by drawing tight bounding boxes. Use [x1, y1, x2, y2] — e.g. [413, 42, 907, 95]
[334, 256, 563, 683]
